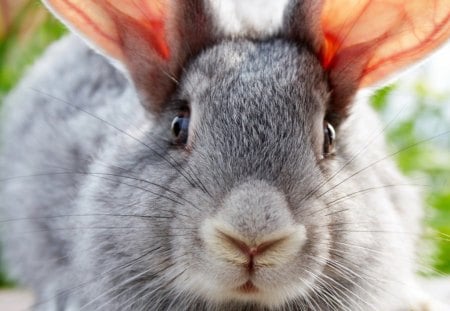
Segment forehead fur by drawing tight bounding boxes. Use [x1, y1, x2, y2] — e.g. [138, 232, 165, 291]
[182, 39, 328, 113]
[207, 0, 290, 37]
[179, 39, 329, 186]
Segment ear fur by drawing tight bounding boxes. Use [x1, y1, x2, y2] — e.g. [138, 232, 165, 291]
[43, 0, 214, 112]
[285, 0, 324, 52]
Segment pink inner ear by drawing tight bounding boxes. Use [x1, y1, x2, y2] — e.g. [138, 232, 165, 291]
[105, 0, 170, 60]
[320, 0, 450, 87]
[46, 0, 170, 61]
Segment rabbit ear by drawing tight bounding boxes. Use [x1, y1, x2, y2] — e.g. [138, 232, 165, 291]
[301, 0, 450, 123]
[43, 0, 213, 112]
[43, 0, 170, 61]
[321, 0, 450, 86]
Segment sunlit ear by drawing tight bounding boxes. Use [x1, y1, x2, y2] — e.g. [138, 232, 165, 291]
[43, 0, 170, 63]
[43, 0, 213, 113]
[321, 0, 450, 86]
[317, 0, 450, 121]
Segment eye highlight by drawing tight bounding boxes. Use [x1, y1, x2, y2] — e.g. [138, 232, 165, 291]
[323, 121, 336, 156]
[171, 110, 190, 146]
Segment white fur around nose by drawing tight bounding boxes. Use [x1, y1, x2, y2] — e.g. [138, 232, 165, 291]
[207, 0, 290, 37]
[202, 219, 306, 268]
[201, 180, 306, 267]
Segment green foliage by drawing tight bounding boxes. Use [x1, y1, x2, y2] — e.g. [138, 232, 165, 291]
[371, 84, 396, 111]
[0, 249, 14, 288]
[0, 2, 66, 288]
[0, 4, 66, 101]
[371, 83, 450, 275]
[429, 192, 450, 274]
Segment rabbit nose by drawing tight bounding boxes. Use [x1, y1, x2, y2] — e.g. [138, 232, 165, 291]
[200, 179, 306, 270]
[202, 225, 305, 272]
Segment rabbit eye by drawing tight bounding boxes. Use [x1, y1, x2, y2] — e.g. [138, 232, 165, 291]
[323, 121, 336, 156]
[171, 114, 190, 145]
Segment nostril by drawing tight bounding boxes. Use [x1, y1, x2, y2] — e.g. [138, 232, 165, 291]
[218, 230, 289, 258]
[217, 233, 260, 272]
[201, 219, 306, 269]
[257, 238, 288, 254]
[219, 233, 251, 255]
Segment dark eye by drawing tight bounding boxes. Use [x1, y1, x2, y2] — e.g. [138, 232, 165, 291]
[323, 121, 336, 156]
[171, 113, 190, 146]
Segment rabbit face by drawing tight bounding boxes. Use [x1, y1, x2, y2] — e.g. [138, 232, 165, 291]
[172, 40, 329, 306]
[72, 39, 411, 310]
[2, 1, 448, 310]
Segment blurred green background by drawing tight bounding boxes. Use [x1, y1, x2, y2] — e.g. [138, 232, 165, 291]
[0, 1, 449, 287]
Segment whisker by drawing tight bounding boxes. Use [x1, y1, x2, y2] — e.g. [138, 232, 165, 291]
[0, 213, 174, 224]
[29, 245, 164, 310]
[316, 131, 450, 200]
[0, 171, 200, 217]
[315, 228, 450, 244]
[315, 270, 367, 311]
[28, 88, 210, 197]
[306, 182, 427, 218]
[105, 51, 213, 199]
[325, 242, 448, 277]
[82, 261, 177, 311]
[124, 267, 186, 311]
[316, 255, 380, 310]
[298, 98, 409, 208]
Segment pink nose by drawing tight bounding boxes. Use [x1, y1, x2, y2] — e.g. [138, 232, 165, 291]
[219, 232, 288, 273]
[201, 181, 306, 271]
[210, 229, 302, 274]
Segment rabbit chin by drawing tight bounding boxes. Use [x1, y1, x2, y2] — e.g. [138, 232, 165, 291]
[179, 271, 312, 308]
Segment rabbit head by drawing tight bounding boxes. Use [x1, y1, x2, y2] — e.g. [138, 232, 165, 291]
[41, 0, 450, 309]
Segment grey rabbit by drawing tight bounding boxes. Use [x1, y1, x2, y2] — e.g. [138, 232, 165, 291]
[1, 0, 449, 310]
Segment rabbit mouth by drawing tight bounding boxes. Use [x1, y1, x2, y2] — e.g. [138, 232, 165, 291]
[236, 280, 259, 294]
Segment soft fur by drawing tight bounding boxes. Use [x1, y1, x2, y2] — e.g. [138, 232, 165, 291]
[0, 34, 431, 310]
[0, 0, 445, 310]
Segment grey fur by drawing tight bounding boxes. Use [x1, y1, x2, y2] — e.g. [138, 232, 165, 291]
[0, 12, 431, 311]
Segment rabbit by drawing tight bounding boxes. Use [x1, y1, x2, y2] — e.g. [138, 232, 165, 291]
[1, 0, 449, 310]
